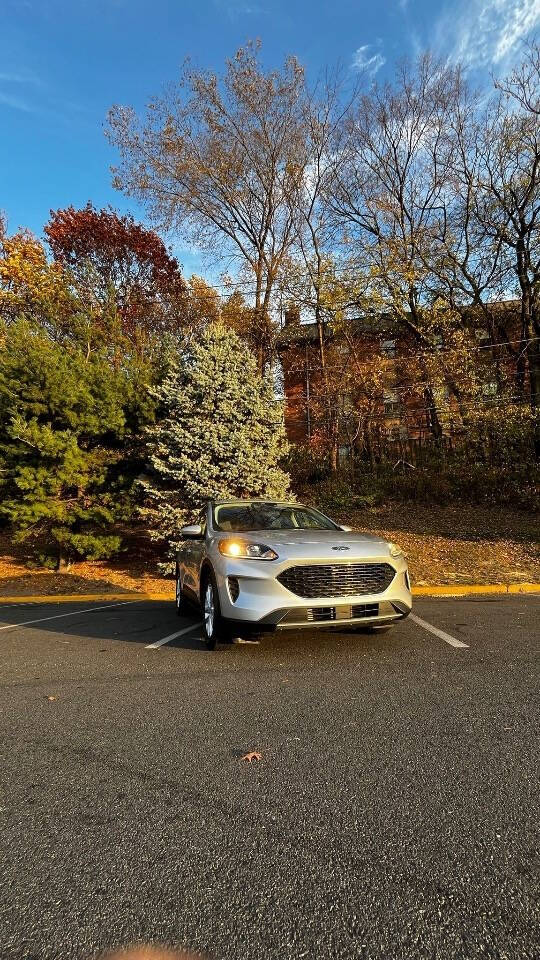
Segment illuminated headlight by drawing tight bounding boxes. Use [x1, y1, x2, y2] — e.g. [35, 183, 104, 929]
[388, 541, 404, 558]
[218, 539, 278, 561]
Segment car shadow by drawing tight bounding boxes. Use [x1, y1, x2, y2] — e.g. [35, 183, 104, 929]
[0, 599, 207, 650]
[0, 597, 417, 663]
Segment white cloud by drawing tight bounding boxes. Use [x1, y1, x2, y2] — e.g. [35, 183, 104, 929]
[352, 44, 386, 76]
[439, 0, 540, 68]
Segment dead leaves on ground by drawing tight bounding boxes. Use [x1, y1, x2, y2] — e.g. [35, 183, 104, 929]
[241, 751, 262, 763]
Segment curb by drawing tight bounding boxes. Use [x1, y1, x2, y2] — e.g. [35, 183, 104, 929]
[0, 593, 158, 604]
[0, 584, 538, 604]
[412, 583, 540, 597]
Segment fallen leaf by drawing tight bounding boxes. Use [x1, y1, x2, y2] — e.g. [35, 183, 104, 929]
[241, 751, 262, 763]
[46, 695, 57, 702]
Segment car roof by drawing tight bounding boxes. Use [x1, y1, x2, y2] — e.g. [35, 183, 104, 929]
[211, 498, 303, 507]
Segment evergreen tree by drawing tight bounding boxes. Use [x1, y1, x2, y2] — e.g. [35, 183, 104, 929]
[142, 323, 290, 548]
[0, 319, 137, 566]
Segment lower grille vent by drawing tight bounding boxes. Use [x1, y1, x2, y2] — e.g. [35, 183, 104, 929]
[307, 606, 336, 622]
[351, 603, 379, 619]
[227, 576, 240, 603]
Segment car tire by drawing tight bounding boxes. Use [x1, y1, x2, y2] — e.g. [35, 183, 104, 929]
[175, 562, 184, 617]
[201, 569, 226, 650]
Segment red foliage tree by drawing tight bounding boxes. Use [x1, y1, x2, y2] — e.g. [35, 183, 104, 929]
[45, 204, 188, 342]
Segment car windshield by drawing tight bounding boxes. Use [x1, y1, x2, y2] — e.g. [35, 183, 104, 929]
[213, 503, 339, 532]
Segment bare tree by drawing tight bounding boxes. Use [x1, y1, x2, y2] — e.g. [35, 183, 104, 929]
[328, 54, 471, 439]
[473, 41, 540, 455]
[283, 70, 354, 467]
[107, 42, 308, 369]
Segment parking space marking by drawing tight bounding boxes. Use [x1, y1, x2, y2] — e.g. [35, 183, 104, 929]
[409, 612, 469, 649]
[145, 622, 203, 649]
[0, 600, 139, 633]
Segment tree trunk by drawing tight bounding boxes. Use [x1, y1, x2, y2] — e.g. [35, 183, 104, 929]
[516, 244, 540, 458]
[423, 386, 443, 443]
[527, 336, 540, 460]
[56, 551, 71, 572]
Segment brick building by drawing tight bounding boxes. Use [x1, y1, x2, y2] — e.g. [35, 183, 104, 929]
[277, 302, 523, 463]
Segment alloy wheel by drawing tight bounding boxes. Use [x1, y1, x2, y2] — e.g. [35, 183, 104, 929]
[175, 565, 183, 615]
[204, 582, 215, 638]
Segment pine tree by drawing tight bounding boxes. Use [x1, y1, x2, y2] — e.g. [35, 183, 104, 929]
[142, 323, 290, 548]
[0, 319, 136, 566]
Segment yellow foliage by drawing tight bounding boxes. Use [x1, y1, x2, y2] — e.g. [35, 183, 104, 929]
[0, 224, 72, 325]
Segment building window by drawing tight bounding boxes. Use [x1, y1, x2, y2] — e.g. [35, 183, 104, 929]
[381, 339, 396, 357]
[383, 389, 401, 415]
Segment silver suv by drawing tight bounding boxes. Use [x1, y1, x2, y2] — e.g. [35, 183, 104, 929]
[176, 499, 412, 648]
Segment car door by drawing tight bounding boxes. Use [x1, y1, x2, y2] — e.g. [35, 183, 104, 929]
[183, 507, 207, 598]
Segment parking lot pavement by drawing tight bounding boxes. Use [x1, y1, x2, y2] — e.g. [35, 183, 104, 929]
[0, 595, 539, 960]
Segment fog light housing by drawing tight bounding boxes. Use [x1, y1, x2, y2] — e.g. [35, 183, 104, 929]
[227, 576, 240, 603]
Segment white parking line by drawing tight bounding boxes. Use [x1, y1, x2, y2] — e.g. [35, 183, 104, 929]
[145, 622, 203, 649]
[410, 612, 469, 649]
[0, 600, 139, 633]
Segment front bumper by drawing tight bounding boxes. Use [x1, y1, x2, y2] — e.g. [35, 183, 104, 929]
[214, 555, 412, 629]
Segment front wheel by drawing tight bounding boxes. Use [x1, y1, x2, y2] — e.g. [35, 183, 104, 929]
[202, 572, 226, 650]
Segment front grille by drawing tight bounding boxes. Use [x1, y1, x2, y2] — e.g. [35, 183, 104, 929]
[277, 563, 395, 599]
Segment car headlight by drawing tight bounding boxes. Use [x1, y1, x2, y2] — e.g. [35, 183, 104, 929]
[218, 539, 278, 561]
[388, 541, 404, 558]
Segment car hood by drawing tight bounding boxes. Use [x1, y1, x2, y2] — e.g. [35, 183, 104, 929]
[215, 528, 392, 562]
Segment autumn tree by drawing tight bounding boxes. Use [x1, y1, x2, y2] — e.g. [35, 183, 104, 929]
[107, 42, 309, 370]
[328, 54, 470, 440]
[282, 73, 356, 467]
[45, 204, 189, 356]
[472, 42, 540, 455]
[0, 218, 73, 330]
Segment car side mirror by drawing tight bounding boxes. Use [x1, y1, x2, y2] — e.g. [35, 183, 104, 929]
[180, 524, 203, 539]
[339, 524, 352, 532]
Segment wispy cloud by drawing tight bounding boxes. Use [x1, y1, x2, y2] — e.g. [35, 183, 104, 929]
[213, 0, 263, 17]
[0, 70, 43, 113]
[0, 68, 84, 121]
[438, 0, 540, 69]
[352, 44, 386, 76]
[0, 90, 34, 112]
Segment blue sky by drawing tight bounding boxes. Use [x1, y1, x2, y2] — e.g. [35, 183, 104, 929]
[2, 0, 539, 277]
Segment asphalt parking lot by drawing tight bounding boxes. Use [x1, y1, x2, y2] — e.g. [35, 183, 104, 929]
[1, 595, 539, 960]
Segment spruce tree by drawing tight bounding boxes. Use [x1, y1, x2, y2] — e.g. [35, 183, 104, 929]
[142, 323, 290, 548]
